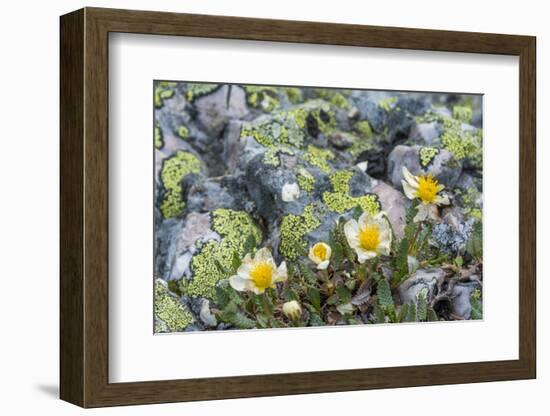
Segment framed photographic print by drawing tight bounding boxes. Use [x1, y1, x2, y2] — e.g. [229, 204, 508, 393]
[60, 7, 536, 408]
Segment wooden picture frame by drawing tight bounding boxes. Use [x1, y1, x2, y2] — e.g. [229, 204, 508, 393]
[60, 7, 536, 408]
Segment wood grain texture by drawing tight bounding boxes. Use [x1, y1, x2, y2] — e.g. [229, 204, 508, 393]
[59, 7, 537, 408]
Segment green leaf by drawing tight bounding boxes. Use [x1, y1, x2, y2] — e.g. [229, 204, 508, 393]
[470, 288, 483, 320]
[416, 288, 428, 321]
[393, 237, 410, 283]
[217, 302, 256, 329]
[427, 307, 438, 322]
[397, 303, 409, 323]
[331, 241, 344, 269]
[406, 301, 417, 322]
[309, 312, 325, 326]
[373, 304, 386, 323]
[256, 313, 269, 328]
[243, 234, 257, 256]
[336, 285, 352, 304]
[307, 287, 321, 311]
[336, 303, 354, 316]
[466, 221, 483, 259]
[231, 250, 242, 273]
[377, 278, 394, 313]
[300, 263, 318, 285]
[326, 294, 339, 306]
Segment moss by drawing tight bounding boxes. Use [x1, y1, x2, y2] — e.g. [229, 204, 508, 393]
[160, 151, 201, 219]
[177, 124, 190, 140]
[419, 147, 439, 167]
[154, 81, 177, 109]
[322, 170, 380, 215]
[186, 83, 219, 102]
[452, 105, 473, 123]
[244, 86, 280, 112]
[279, 204, 322, 260]
[296, 167, 315, 193]
[355, 120, 373, 139]
[185, 209, 262, 299]
[284, 87, 303, 104]
[302, 145, 335, 173]
[155, 122, 163, 149]
[154, 280, 194, 331]
[378, 96, 398, 112]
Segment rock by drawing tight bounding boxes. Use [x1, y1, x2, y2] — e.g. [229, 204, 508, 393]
[431, 208, 474, 255]
[372, 181, 407, 238]
[194, 85, 249, 138]
[398, 268, 445, 305]
[451, 281, 482, 319]
[408, 122, 442, 145]
[199, 299, 218, 327]
[352, 96, 387, 133]
[387, 145, 462, 189]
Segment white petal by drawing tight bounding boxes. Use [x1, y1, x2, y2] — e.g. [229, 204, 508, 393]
[378, 242, 391, 256]
[229, 275, 249, 292]
[402, 166, 419, 187]
[344, 219, 360, 248]
[236, 261, 253, 280]
[435, 194, 449, 205]
[308, 247, 319, 264]
[357, 249, 377, 263]
[436, 184, 445, 192]
[402, 180, 418, 200]
[324, 244, 332, 260]
[254, 247, 275, 266]
[413, 204, 429, 222]
[358, 211, 372, 229]
[317, 260, 330, 270]
[274, 261, 288, 282]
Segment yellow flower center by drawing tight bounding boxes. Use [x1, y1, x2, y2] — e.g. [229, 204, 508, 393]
[416, 174, 439, 203]
[358, 225, 380, 251]
[312, 243, 328, 260]
[249, 262, 274, 291]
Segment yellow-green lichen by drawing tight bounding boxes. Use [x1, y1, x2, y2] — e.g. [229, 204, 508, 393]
[355, 120, 373, 138]
[154, 81, 177, 109]
[322, 170, 380, 215]
[452, 105, 473, 123]
[459, 187, 483, 221]
[186, 83, 219, 102]
[379, 96, 398, 112]
[296, 167, 315, 193]
[314, 89, 351, 109]
[160, 151, 201, 219]
[177, 124, 190, 140]
[419, 147, 439, 167]
[262, 146, 295, 167]
[279, 204, 322, 260]
[302, 145, 335, 173]
[155, 123, 163, 149]
[284, 87, 303, 104]
[185, 210, 262, 299]
[244, 85, 280, 112]
[441, 118, 482, 166]
[154, 280, 194, 332]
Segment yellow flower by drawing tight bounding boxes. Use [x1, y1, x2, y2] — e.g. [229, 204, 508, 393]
[344, 211, 392, 263]
[401, 166, 449, 222]
[282, 300, 302, 320]
[308, 242, 332, 270]
[229, 248, 287, 294]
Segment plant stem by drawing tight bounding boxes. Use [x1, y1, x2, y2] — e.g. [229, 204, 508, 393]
[408, 222, 423, 254]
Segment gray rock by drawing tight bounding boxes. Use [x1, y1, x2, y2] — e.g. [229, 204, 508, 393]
[431, 208, 474, 255]
[398, 268, 445, 305]
[387, 145, 462, 189]
[408, 122, 442, 145]
[451, 281, 482, 319]
[194, 85, 249, 138]
[372, 181, 407, 239]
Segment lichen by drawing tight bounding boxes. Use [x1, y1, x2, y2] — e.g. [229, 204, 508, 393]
[177, 124, 190, 140]
[186, 83, 219, 102]
[284, 87, 303, 104]
[160, 151, 201, 219]
[458, 187, 483, 221]
[452, 105, 473, 123]
[355, 120, 373, 139]
[296, 167, 315, 193]
[419, 147, 439, 167]
[262, 146, 295, 167]
[322, 170, 380, 215]
[378, 96, 398, 112]
[441, 117, 482, 166]
[154, 280, 194, 332]
[244, 86, 280, 112]
[185, 209, 262, 299]
[314, 89, 351, 109]
[154, 81, 177, 109]
[279, 203, 322, 260]
[302, 145, 335, 173]
[155, 122, 163, 149]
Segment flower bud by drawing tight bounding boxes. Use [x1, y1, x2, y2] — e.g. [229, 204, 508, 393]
[283, 300, 302, 321]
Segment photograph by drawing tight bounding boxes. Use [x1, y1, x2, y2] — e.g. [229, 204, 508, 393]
[153, 81, 483, 333]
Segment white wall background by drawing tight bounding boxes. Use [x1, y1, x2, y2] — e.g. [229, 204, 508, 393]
[0, 0, 546, 414]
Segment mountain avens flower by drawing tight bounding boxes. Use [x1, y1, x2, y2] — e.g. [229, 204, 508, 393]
[401, 166, 449, 222]
[283, 300, 302, 320]
[308, 242, 332, 270]
[344, 211, 392, 263]
[229, 248, 287, 294]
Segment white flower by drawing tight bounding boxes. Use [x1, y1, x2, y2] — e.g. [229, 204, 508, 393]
[401, 166, 449, 222]
[308, 242, 332, 270]
[344, 211, 392, 263]
[282, 182, 300, 202]
[229, 248, 287, 294]
[282, 300, 302, 320]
